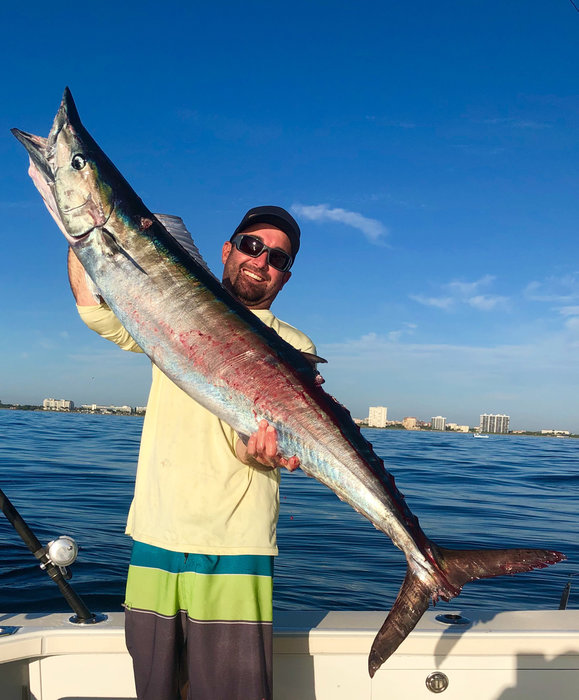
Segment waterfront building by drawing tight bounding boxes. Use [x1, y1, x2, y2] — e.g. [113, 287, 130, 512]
[431, 416, 446, 431]
[43, 398, 74, 411]
[402, 417, 418, 430]
[446, 423, 470, 433]
[480, 413, 510, 434]
[368, 406, 388, 428]
[80, 404, 134, 414]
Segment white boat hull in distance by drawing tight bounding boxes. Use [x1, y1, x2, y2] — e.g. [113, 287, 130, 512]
[1, 609, 578, 699]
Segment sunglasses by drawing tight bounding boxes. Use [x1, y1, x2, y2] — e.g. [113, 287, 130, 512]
[232, 234, 293, 272]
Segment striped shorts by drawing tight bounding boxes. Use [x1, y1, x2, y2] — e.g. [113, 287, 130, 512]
[124, 541, 274, 700]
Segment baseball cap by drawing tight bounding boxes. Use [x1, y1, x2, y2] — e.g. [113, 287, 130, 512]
[232, 206, 301, 258]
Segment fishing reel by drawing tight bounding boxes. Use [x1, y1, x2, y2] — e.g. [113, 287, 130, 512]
[39, 535, 79, 580]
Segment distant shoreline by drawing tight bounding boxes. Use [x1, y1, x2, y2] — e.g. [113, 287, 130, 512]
[360, 425, 579, 438]
[1, 404, 576, 437]
[0, 404, 143, 418]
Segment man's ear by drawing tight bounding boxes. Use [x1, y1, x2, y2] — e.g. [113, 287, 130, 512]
[222, 240, 232, 264]
[280, 270, 292, 289]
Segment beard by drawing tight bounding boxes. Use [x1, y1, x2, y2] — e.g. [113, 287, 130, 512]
[224, 266, 271, 306]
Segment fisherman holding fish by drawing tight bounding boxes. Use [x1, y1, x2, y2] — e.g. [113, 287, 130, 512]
[67, 205, 314, 700]
[14, 89, 565, 694]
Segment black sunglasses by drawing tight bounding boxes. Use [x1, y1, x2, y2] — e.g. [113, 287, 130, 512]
[232, 234, 293, 272]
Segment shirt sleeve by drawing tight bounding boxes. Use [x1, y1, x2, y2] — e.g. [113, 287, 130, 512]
[270, 319, 317, 356]
[77, 303, 144, 353]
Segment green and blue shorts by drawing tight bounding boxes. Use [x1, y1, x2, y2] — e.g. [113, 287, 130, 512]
[124, 541, 274, 700]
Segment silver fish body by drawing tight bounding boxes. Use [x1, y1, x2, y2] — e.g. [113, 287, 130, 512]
[12, 89, 565, 676]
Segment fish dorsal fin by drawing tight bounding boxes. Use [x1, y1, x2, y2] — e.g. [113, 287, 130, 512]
[155, 213, 218, 281]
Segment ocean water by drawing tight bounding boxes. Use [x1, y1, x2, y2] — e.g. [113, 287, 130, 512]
[0, 410, 576, 616]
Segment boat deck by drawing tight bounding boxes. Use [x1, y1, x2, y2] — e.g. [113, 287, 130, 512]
[1, 609, 578, 699]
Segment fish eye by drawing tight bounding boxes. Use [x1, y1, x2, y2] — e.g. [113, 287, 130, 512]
[71, 154, 86, 170]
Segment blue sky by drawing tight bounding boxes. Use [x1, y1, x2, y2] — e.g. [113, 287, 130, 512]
[1, 1, 578, 431]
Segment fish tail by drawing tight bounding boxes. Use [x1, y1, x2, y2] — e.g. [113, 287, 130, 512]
[368, 568, 430, 678]
[368, 544, 566, 677]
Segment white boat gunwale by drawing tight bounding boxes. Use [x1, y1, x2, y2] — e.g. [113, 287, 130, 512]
[1, 608, 579, 699]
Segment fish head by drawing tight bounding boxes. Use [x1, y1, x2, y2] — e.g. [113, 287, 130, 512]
[12, 88, 115, 245]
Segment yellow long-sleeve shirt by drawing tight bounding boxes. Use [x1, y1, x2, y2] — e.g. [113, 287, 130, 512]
[78, 303, 315, 555]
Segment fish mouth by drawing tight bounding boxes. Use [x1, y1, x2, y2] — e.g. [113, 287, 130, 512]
[11, 128, 53, 183]
[11, 87, 82, 187]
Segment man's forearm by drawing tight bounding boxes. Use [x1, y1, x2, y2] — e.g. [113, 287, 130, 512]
[68, 248, 99, 306]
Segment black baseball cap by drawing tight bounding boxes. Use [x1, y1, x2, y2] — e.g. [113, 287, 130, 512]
[231, 206, 301, 258]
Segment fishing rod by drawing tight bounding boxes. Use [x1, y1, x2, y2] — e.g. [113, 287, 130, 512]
[0, 487, 98, 623]
[559, 574, 576, 610]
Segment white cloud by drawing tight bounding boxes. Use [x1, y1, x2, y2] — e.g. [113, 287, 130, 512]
[467, 295, 508, 311]
[412, 275, 508, 312]
[321, 332, 577, 393]
[524, 274, 579, 303]
[446, 275, 494, 296]
[292, 203, 388, 244]
[318, 330, 579, 429]
[387, 322, 417, 342]
[482, 117, 551, 130]
[560, 306, 579, 317]
[524, 277, 579, 331]
[410, 294, 454, 310]
[513, 120, 551, 130]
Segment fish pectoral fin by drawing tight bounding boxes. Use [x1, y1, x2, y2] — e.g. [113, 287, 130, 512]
[84, 271, 103, 302]
[101, 228, 148, 275]
[368, 568, 430, 678]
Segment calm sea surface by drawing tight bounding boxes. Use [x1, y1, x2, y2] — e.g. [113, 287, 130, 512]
[0, 410, 576, 615]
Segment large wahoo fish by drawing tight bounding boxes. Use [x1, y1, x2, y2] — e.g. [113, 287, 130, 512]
[13, 89, 565, 676]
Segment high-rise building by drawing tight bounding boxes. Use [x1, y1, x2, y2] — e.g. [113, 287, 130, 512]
[368, 406, 388, 428]
[43, 398, 75, 411]
[431, 416, 446, 431]
[480, 414, 510, 434]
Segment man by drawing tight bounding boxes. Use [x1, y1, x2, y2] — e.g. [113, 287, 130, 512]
[67, 206, 315, 700]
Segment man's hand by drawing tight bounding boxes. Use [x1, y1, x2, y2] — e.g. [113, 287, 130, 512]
[236, 420, 300, 471]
